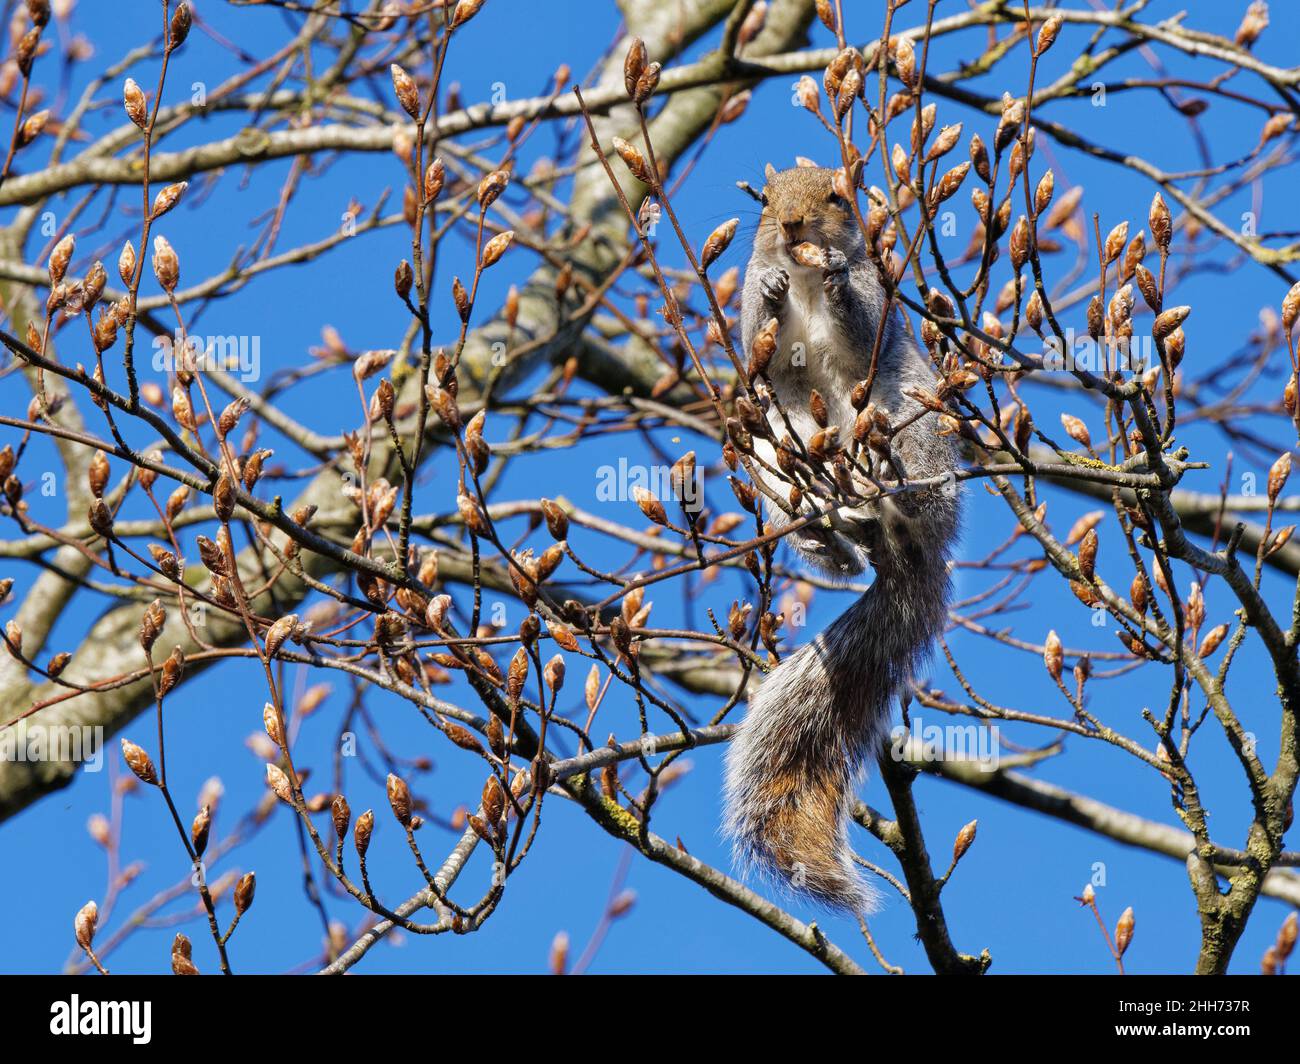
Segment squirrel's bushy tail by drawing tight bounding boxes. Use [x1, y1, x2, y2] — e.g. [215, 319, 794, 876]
[723, 542, 950, 912]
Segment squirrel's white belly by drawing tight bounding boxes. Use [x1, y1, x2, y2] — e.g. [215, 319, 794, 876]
[784, 265, 835, 362]
[776, 265, 854, 428]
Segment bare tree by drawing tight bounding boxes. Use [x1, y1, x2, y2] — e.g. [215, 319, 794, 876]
[1, 0, 1298, 975]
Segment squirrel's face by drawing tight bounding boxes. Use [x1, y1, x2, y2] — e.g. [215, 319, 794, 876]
[755, 166, 865, 266]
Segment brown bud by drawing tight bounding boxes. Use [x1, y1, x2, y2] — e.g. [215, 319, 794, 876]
[118, 240, 137, 286]
[234, 871, 256, 915]
[1152, 305, 1191, 340]
[265, 763, 294, 804]
[172, 944, 200, 976]
[468, 814, 494, 845]
[121, 738, 159, 785]
[48, 234, 74, 284]
[540, 498, 569, 540]
[445, 723, 486, 756]
[216, 398, 248, 441]
[457, 488, 488, 536]
[623, 37, 647, 98]
[1268, 525, 1295, 557]
[158, 646, 184, 697]
[85, 448, 111, 498]
[632, 486, 668, 526]
[331, 794, 351, 839]
[891, 37, 917, 90]
[140, 598, 165, 653]
[544, 653, 565, 692]
[85, 494, 111, 535]
[151, 235, 179, 292]
[1060, 413, 1092, 449]
[190, 805, 211, 857]
[424, 157, 445, 203]
[1115, 906, 1135, 956]
[352, 348, 394, 381]
[452, 276, 470, 321]
[262, 701, 285, 748]
[264, 613, 300, 658]
[1279, 912, 1298, 959]
[451, 0, 486, 27]
[796, 74, 820, 115]
[1149, 192, 1171, 251]
[550, 930, 569, 975]
[1164, 327, 1186, 367]
[17, 108, 49, 148]
[391, 63, 420, 118]
[394, 259, 413, 300]
[386, 772, 413, 826]
[1078, 528, 1098, 582]
[701, 218, 738, 269]
[477, 168, 509, 210]
[168, 2, 192, 49]
[549, 621, 579, 652]
[424, 594, 451, 631]
[15, 27, 39, 78]
[969, 133, 990, 183]
[151, 182, 187, 220]
[994, 93, 1025, 153]
[487, 714, 506, 758]
[953, 819, 978, 862]
[926, 122, 963, 165]
[1196, 623, 1229, 658]
[612, 136, 653, 185]
[1103, 221, 1129, 265]
[481, 230, 513, 268]
[633, 62, 661, 104]
[1131, 263, 1159, 314]
[354, 809, 375, 858]
[1035, 14, 1063, 55]
[482, 774, 505, 825]
[1044, 629, 1064, 682]
[195, 534, 225, 576]
[1268, 452, 1291, 504]
[1009, 216, 1030, 270]
[74, 900, 98, 951]
[123, 77, 148, 128]
[374, 377, 395, 421]
[929, 161, 970, 207]
[213, 472, 236, 523]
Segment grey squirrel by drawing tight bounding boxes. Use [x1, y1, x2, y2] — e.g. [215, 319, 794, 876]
[723, 164, 960, 911]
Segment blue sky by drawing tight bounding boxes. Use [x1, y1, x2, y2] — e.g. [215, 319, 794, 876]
[1, 0, 1297, 975]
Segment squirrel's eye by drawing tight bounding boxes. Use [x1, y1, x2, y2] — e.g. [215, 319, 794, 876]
[760, 192, 769, 207]
[828, 193, 850, 212]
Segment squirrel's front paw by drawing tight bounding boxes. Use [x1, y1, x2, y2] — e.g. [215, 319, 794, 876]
[758, 266, 789, 306]
[791, 523, 865, 577]
[821, 247, 849, 292]
[832, 508, 883, 552]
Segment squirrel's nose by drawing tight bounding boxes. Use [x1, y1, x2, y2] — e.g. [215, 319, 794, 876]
[780, 216, 806, 243]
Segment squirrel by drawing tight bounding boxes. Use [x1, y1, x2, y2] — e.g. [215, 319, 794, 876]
[723, 164, 960, 912]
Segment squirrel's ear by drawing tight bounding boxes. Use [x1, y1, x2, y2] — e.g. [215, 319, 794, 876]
[764, 162, 777, 182]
